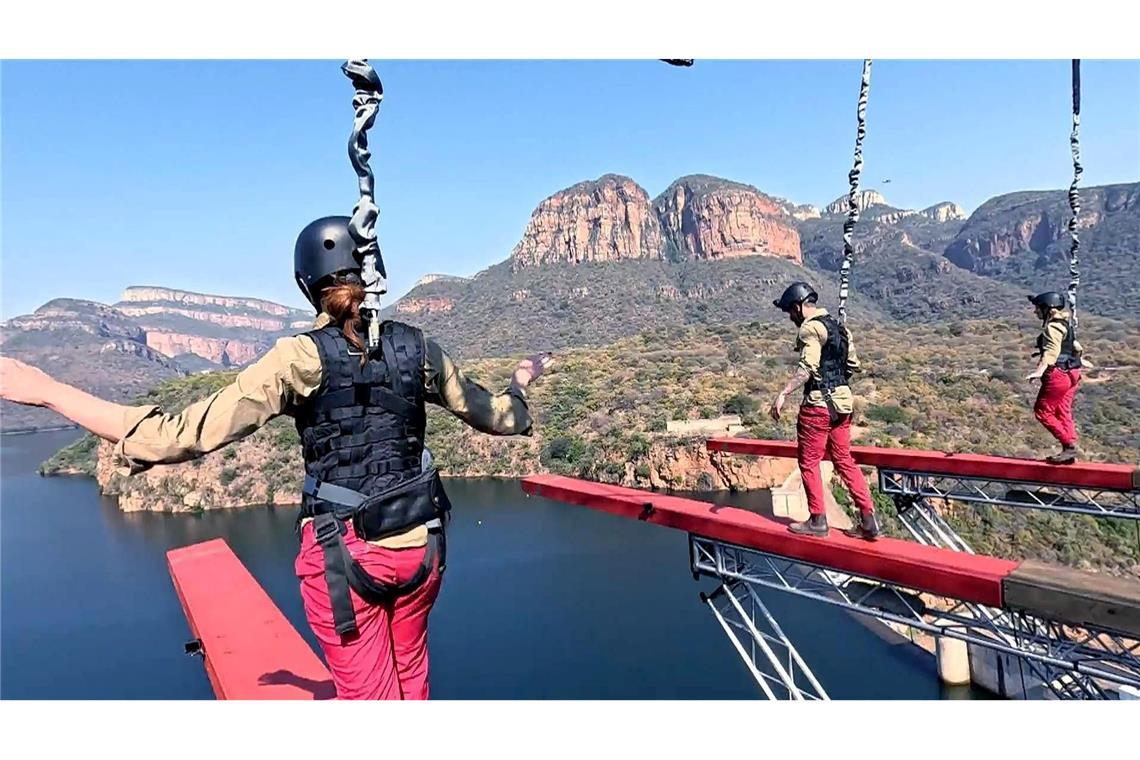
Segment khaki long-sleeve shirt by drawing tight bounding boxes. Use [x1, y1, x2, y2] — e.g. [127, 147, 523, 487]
[1038, 310, 1083, 366]
[795, 309, 860, 415]
[112, 314, 533, 548]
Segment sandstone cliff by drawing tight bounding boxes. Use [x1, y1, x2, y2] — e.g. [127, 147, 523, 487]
[921, 201, 967, 223]
[940, 183, 1139, 318]
[511, 174, 664, 268]
[113, 286, 312, 367]
[0, 299, 186, 431]
[144, 332, 268, 367]
[119, 286, 308, 319]
[824, 189, 890, 215]
[653, 176, 802, 264]
[509, 174, 804, 269]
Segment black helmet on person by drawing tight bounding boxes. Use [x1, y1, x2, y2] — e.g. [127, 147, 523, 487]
[294, 216, 382, 310]
[774, 282, 819, 312]
[1027, 291, 1066, 311]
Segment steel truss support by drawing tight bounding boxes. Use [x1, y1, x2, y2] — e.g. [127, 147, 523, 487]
[690, 535, 1140, 700]
[700, 579, 829, 700]
[878, 469, 1140, 520]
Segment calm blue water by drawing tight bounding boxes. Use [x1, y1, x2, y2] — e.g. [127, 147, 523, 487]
[0, 430, 986, 699]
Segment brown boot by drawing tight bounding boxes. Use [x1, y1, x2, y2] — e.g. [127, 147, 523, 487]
[1045, 444, 1079, 464]
[843, 512, 882, 541]
[789, 514, 828, 537]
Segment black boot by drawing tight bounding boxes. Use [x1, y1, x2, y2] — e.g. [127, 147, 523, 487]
[844, 512, 882, 541]
[1045, 444, 1079, 464]
[789, 514, 828, 537]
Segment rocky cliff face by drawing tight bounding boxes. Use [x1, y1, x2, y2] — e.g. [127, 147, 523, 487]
[944, 185, 1138, 274]
[113, 286, 312, 367]
[937, 183, 1140, 319]
[654, 176, 802, 264]
[510, 174, 802, 269]
[144, 332, 268, 367]
[68, 427, 807, 513]
[5, 298, 145, 342]
[511, 174, 664, 268]
[0, 299, 186, 431]
[119, 286, 308, 320]
[825, 189, 890, 215]
[921, 201, 967, 223]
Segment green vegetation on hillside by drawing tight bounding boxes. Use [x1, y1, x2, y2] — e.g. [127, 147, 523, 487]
[42, 314, 1140, 576]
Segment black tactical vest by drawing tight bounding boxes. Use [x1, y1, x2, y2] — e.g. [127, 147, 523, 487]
[293, 321, 427, 515]
[803, 314, 852, 395]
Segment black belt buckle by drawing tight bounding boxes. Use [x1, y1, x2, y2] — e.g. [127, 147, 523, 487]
[312, 516, 344, 545]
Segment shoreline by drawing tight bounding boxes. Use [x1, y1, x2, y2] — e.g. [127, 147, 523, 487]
[3, 424, 81, 437]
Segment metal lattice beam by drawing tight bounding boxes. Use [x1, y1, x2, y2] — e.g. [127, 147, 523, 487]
[690, 535, 1140, 699]
[879, 470, 1140, 519]
[700, 578, 829, 700]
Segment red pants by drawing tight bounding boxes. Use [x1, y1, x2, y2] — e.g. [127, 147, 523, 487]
[295, 522, 441, 700]
[797, 405, 876, 517]
[1034, 367, 1081, 446]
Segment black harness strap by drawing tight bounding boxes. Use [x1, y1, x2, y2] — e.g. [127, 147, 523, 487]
[312, 513, 445, 637]
[313, 514, 360, 637]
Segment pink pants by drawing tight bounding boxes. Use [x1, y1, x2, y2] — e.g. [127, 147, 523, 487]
[797, 405, 876, 518]
[295, 522, 441, 700]
[1034, 367, 1081, 447]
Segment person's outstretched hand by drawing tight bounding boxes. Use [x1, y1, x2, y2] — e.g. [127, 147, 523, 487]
[512, 353, 555, 389]
[0, 357, 55, 406]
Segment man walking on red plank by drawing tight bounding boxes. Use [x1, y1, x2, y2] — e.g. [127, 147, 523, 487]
[769, 282, 881, 540]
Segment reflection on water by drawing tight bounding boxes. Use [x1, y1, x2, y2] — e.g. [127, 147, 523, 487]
[1, 431, 990, 699]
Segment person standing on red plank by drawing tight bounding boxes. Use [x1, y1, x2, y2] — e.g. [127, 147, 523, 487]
[769, 282, 881, 540]
[1026, 291, 1085, 463]
[0, 216, 554, 700]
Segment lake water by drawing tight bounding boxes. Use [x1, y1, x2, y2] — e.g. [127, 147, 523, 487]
[0, 430, 988, 699]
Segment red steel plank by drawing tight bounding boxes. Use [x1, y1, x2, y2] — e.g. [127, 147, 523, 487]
[522, 475, 1016, 608]
[167, 539, 334, 700]
[707, 438, 1139, 492]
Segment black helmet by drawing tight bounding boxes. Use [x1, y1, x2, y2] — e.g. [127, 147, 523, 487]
[774, 282, 819, 312]
[1027, 291, 1066, 310]
[294, 216, 376, 309]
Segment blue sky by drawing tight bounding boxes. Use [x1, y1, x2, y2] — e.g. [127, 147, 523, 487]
[2, 59, 1137, 319]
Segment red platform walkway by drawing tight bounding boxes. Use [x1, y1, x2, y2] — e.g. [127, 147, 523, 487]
[706, 438, 1139, 492]
[521, 475, 1140, 637]
[167, 539, 334, 700]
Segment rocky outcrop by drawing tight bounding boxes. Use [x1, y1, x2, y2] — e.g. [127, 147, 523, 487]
[395, 297, 456, 315]
[1, 299, 185, 432]
[111, 286, 314, 368]
[92, 430, 303, 513]
[144, 332, 267, 367]
[116, 305, 294, 332]
[944, 213, 1057, 272]
[511, 174, 664, 268]
[825, 189, 890, 215]
[921, 201, 967, 223]
[5, 299, 145, 342]
[788, 204, 821, 221]
[411, 274, 470, 288]
[944, 184, 1138, 275]
[627, 440, 798, 491]
[653, 176, 802, 263]
[119, 286, 307, 319]
[99, 338, 182, 367]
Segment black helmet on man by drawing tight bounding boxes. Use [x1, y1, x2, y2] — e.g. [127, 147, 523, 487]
[774, 282, 819, 312]
[1027, 291, 1066, 311]
[294, 216, 385, 309]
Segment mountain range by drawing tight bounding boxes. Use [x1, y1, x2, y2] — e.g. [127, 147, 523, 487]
[3, 174, 1137, 431]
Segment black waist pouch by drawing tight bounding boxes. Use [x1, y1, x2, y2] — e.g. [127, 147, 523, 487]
[353, 467, 453, 541]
